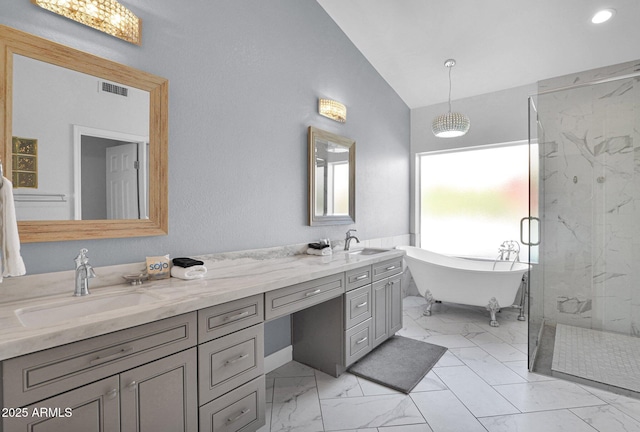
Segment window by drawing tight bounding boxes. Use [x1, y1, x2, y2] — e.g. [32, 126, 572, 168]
[418, 141, 535, 260]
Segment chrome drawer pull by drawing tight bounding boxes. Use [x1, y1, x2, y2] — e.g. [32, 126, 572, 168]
[385, 265, 397, 271]
[225, 354, 249, 365]
[305, 289, 321, 297]
[227, 408, 251, 424]
[356, 337, 368, 344]
[355, 302, 368, 308]
[224, 311, 250, 322]
[90, 346, 133, 365]
[355, 274, 368, 280]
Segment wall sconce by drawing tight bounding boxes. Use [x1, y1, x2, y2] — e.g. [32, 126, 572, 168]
[31, 0, 142, 45]
[318, 98, 347, 123]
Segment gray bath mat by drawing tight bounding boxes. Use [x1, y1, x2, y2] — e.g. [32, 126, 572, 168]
[348, 336, 447, 394]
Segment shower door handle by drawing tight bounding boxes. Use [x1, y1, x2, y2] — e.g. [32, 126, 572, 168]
[520, 217, 541, 246]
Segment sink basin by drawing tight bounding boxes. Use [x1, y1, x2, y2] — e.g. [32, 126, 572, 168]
[15, 291, 162, 328]
[347, 248, 389, 255]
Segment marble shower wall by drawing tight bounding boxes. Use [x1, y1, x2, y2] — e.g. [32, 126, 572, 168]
[534, 60, 640, 337]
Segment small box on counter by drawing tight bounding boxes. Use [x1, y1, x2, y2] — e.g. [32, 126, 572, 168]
[146, 254, 171, 280]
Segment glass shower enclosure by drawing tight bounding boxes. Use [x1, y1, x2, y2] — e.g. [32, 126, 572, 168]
[527, 60, 640, 396]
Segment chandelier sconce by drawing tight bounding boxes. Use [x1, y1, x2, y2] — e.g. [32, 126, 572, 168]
[431, 59, 470, 138]
[31, 0, 142, 45]
[318, 98, 347, 123]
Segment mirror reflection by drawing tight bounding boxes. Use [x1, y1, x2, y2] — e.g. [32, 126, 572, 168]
[12, 55, 150, 221]
[1, 25, 168, 242]
[308, 126, 355, 226]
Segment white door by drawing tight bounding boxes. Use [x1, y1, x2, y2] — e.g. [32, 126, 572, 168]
[106, 143, 139, 219]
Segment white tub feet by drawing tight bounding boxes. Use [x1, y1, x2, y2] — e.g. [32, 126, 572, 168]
[423, 290, 435, 316]
[486, 297, 500, 327]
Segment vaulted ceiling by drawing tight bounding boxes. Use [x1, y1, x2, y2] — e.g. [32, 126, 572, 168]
[317, 0, 640, 108]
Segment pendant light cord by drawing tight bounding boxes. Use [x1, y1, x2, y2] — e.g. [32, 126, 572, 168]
[448, 65, 452, 113]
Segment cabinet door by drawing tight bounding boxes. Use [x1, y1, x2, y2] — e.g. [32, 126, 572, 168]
[388, 274, 403, 336]
[2, 376, 119, 432]
[120, 348, 197, 432]
[371, 279, 389, 347]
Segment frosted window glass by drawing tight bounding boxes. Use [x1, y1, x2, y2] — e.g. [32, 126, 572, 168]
[420, 144, 532, 260]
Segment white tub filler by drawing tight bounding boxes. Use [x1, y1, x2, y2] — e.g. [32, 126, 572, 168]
[397, 246, 530, 327]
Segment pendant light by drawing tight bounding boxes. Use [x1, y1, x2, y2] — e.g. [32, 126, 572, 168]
[432, 59, 470, 138]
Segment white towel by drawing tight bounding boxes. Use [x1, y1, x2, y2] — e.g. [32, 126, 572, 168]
[0, 177, 25, 282]
[306, 247, 332, 256]
[171, 265, 207, 280]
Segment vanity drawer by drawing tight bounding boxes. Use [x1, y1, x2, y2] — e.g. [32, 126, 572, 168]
[344, 318, 372, 366]
[344, 284, 371, 330]
[199, 324, 264, 403]
[265, 273, 345, 320]
[345, 266, 372, 291]
[198, 294, 264, 343]
[199, 375, 265, 432]
[2, 312, 197, 408]
[372, 258, 403, 282]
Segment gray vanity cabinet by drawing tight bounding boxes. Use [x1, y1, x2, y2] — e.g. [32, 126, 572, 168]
[291, 258, 404, 377]
[5, 350, 198, 432]
[2, 376, 120, 432]
[1, 313, 198, 432]
[197, 297, 266, 432]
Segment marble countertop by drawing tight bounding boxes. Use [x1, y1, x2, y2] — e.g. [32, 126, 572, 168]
[0, 247, 404, 361]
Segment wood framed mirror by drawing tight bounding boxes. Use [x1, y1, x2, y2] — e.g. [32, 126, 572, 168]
[0, 25, 168, 242]
[308, 126, 355, 226]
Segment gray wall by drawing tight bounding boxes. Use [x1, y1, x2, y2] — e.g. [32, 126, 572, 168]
[1, 1, 410, 274]
[409, 84, 535, 241]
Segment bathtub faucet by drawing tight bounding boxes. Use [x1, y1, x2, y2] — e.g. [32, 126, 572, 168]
[344, 229, 360, 251]
[498, 240, 520, 261]
[494, 240, 520, 270]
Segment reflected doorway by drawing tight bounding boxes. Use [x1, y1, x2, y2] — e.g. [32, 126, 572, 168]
[73, 126, 149, 220]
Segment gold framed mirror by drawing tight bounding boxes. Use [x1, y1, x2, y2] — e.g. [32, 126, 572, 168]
[308, 126, 355, 226]
[0, 25, 168, 242]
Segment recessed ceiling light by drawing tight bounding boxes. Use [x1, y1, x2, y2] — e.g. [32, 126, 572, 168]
[591, 9, 615, 24]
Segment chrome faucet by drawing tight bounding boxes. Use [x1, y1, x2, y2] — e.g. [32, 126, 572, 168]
[344, 229, 360, 251]
[74, 248, 96, 296]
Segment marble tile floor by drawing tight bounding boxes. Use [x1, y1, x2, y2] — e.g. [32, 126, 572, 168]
[259, 296, 640, 432]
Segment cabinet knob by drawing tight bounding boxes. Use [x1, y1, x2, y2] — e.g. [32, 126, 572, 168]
[127, 381, 137, 390]
[106, 388, 118, 399]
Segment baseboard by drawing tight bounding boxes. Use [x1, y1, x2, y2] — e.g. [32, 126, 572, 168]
[264, 345, 293, 374]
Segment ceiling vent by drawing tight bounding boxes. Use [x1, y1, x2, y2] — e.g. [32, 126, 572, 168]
[100, 81, 129, 97]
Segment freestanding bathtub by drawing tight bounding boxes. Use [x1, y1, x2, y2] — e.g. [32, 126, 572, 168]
[397, 246, 530, 327]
